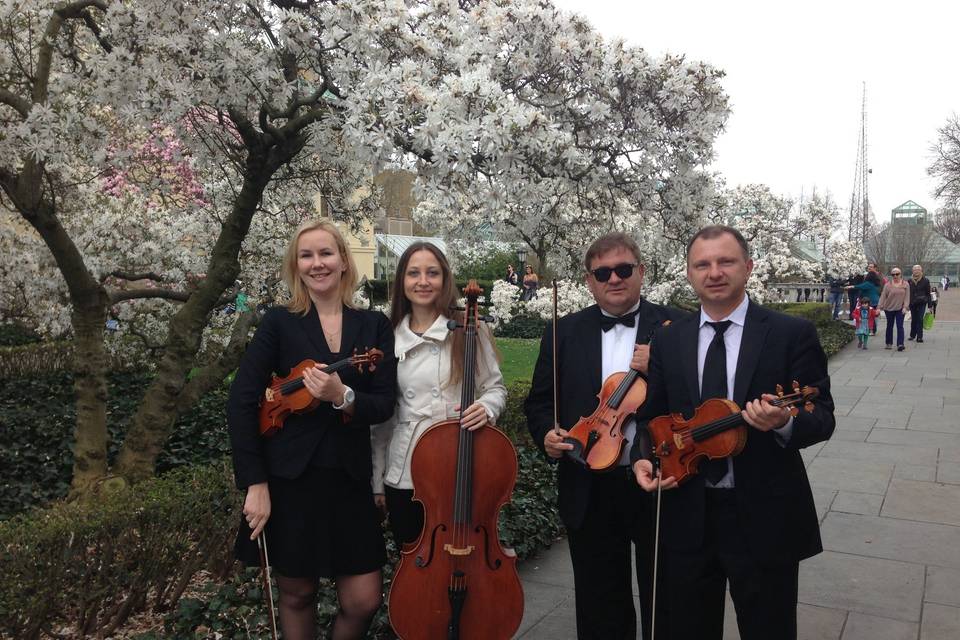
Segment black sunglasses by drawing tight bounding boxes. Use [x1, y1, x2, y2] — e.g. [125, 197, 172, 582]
[589, 262, 638, 282]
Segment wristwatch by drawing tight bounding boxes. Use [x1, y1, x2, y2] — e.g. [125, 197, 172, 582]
[333, 385, 355, 410]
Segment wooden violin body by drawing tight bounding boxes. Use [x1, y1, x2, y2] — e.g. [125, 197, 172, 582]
[647, 382, 819, 485]
[388, 420, 523, 640]
[648, 398, 746, 485]
[258, 349, 383, 437]
[563, 371, 647, 471]
[388, 280, 523, 640]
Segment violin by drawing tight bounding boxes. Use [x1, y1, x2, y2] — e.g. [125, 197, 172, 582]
[562, 322, 670, 472]
[388, 281, 523, 640]
[647, 381, 819, 485]
[257, 348, 383, 437]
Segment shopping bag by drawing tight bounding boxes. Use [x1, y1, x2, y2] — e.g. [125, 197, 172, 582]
[923, 311, 935, 330]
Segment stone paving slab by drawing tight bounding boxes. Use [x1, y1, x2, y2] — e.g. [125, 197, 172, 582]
[798, 551, 925, 621]
[841, 612, 918, 640]
[881, 479, 960, 527]
[920, 603, 960, 640]
[820, 512, 960, 569]
[926, 566, 960, 608]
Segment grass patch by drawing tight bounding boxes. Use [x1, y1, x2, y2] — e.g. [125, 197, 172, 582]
[496, 337, 540, 386]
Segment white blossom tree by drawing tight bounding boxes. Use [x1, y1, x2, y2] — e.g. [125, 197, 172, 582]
[0, 0, 731, 492]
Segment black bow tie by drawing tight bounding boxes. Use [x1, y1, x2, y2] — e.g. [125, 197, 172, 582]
[600, 310, 639, 332]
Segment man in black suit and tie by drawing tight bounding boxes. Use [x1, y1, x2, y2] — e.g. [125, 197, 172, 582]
[631, 225, 835, 640]
[525, 232, 688, 640]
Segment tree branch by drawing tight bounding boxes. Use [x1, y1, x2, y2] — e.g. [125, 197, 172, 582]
[103, 270, 165, 283]
[175, 309, 260, 413]
[0, 88, 31, 117]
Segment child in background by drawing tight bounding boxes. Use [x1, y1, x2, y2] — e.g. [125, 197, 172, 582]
[855, 296, 878, 349]
[929, 287, 939, 317]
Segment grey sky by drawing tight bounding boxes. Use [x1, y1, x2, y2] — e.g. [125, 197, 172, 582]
[552, 0, 960, 230]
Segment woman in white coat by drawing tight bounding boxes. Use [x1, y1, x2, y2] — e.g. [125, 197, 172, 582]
[371, 242, 507, 548]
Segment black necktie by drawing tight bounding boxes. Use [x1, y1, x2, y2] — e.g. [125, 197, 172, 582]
[701, 320, 732, 484]
[600, 309, 639, 332]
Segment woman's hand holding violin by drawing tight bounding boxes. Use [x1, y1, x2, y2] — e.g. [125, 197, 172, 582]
[633, 459, 678, 492]
[244, 482, 271, 540]
[741, 393, 791, 432]
[457, 402, 490, 431]
[302, 364, 347, 404]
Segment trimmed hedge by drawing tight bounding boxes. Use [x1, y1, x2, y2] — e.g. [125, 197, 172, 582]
[494, 312, 548, 339]
[0, 462, 238, 640]
[0, 321, 40, 347]
[766, 302, 855, 358]
[0, 371, 231, 519]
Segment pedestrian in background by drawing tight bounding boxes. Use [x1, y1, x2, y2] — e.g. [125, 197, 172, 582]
[908, 264, 932, 343]
[877, 267, 908, 351]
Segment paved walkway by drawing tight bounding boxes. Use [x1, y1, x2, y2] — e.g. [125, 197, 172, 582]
[517, 301, 960, 639]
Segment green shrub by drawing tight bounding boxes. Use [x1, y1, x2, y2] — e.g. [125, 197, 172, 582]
[498, 379, 533, 447]
[0, 321, 40, 347]
[494, 312, 547, 339]
[765, 302, 855, 358]
[766, 302, 833, 324]
[0, 462, 239, 640]
[0, 372, 232, 519]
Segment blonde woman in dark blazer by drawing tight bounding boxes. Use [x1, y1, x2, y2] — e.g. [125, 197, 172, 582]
[228, 220, 397, 640]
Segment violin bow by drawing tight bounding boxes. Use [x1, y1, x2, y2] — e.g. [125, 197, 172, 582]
[257, 530, 280, 640]
[650, 455, 663, 640]
[552, 279, 560, 436]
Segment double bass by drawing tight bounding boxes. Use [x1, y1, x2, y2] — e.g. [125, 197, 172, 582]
[388, 281, 524, 640]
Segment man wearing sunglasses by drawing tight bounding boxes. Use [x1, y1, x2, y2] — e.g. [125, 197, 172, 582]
[631, 225, 835, 640]
[524, 232, 688, 640]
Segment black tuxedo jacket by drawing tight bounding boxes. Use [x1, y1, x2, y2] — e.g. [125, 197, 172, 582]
[227, 304, 397, 490]
[524, 299, 690, 530]
[630, 300, 835, 564]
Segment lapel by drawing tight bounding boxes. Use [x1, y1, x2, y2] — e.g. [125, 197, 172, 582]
[579, 305, 603, 394]
[732, 301, 770, 406]
[679, 313, 702, 410]
[339, 305, 362, 355]
[299, 302, 329, 357]
[635, 298, 659, 345]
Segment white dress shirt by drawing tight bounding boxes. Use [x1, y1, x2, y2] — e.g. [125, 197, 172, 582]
[697, 295, 792, 487]
[600, 301, 641, 466]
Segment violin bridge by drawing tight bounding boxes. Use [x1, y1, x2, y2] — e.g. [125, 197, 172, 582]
[264, 388, 275, 402]
[443, 544, 475, 557]
[673, 433, 685, 450]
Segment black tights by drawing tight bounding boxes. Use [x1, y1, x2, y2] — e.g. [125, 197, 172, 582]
[275, 571, 382, 640]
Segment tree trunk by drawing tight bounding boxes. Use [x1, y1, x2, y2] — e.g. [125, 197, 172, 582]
[69, 292, 111, 493]
[113, 126, 308, 481]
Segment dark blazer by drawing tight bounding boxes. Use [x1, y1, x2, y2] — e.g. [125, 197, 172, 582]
[524, 298, 689, 530]
[227, 304, 397, 490]
[908, 276, 932, 306]
[630, 301, 835, 565]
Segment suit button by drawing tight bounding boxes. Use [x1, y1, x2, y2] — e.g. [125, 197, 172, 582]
[431, 387, 440, 397]
[405, 389, 416, 399]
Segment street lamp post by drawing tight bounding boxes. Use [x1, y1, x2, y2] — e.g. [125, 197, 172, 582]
[516, 246, 528, 299]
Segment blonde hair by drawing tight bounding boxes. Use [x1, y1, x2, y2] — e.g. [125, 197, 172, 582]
[282, 219, 358, 315]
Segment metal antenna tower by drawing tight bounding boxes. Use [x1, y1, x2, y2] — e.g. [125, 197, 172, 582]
[848, 83, 873, 244]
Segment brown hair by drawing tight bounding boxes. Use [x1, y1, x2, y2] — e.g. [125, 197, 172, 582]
[282, 219, 358, 315]
[388, 242, 499, 385]
[583, 232, 644, 271]
[685, 225, 750, 261]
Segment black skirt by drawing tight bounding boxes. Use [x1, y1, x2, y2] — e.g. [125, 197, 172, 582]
[235, 466, 386, 579]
